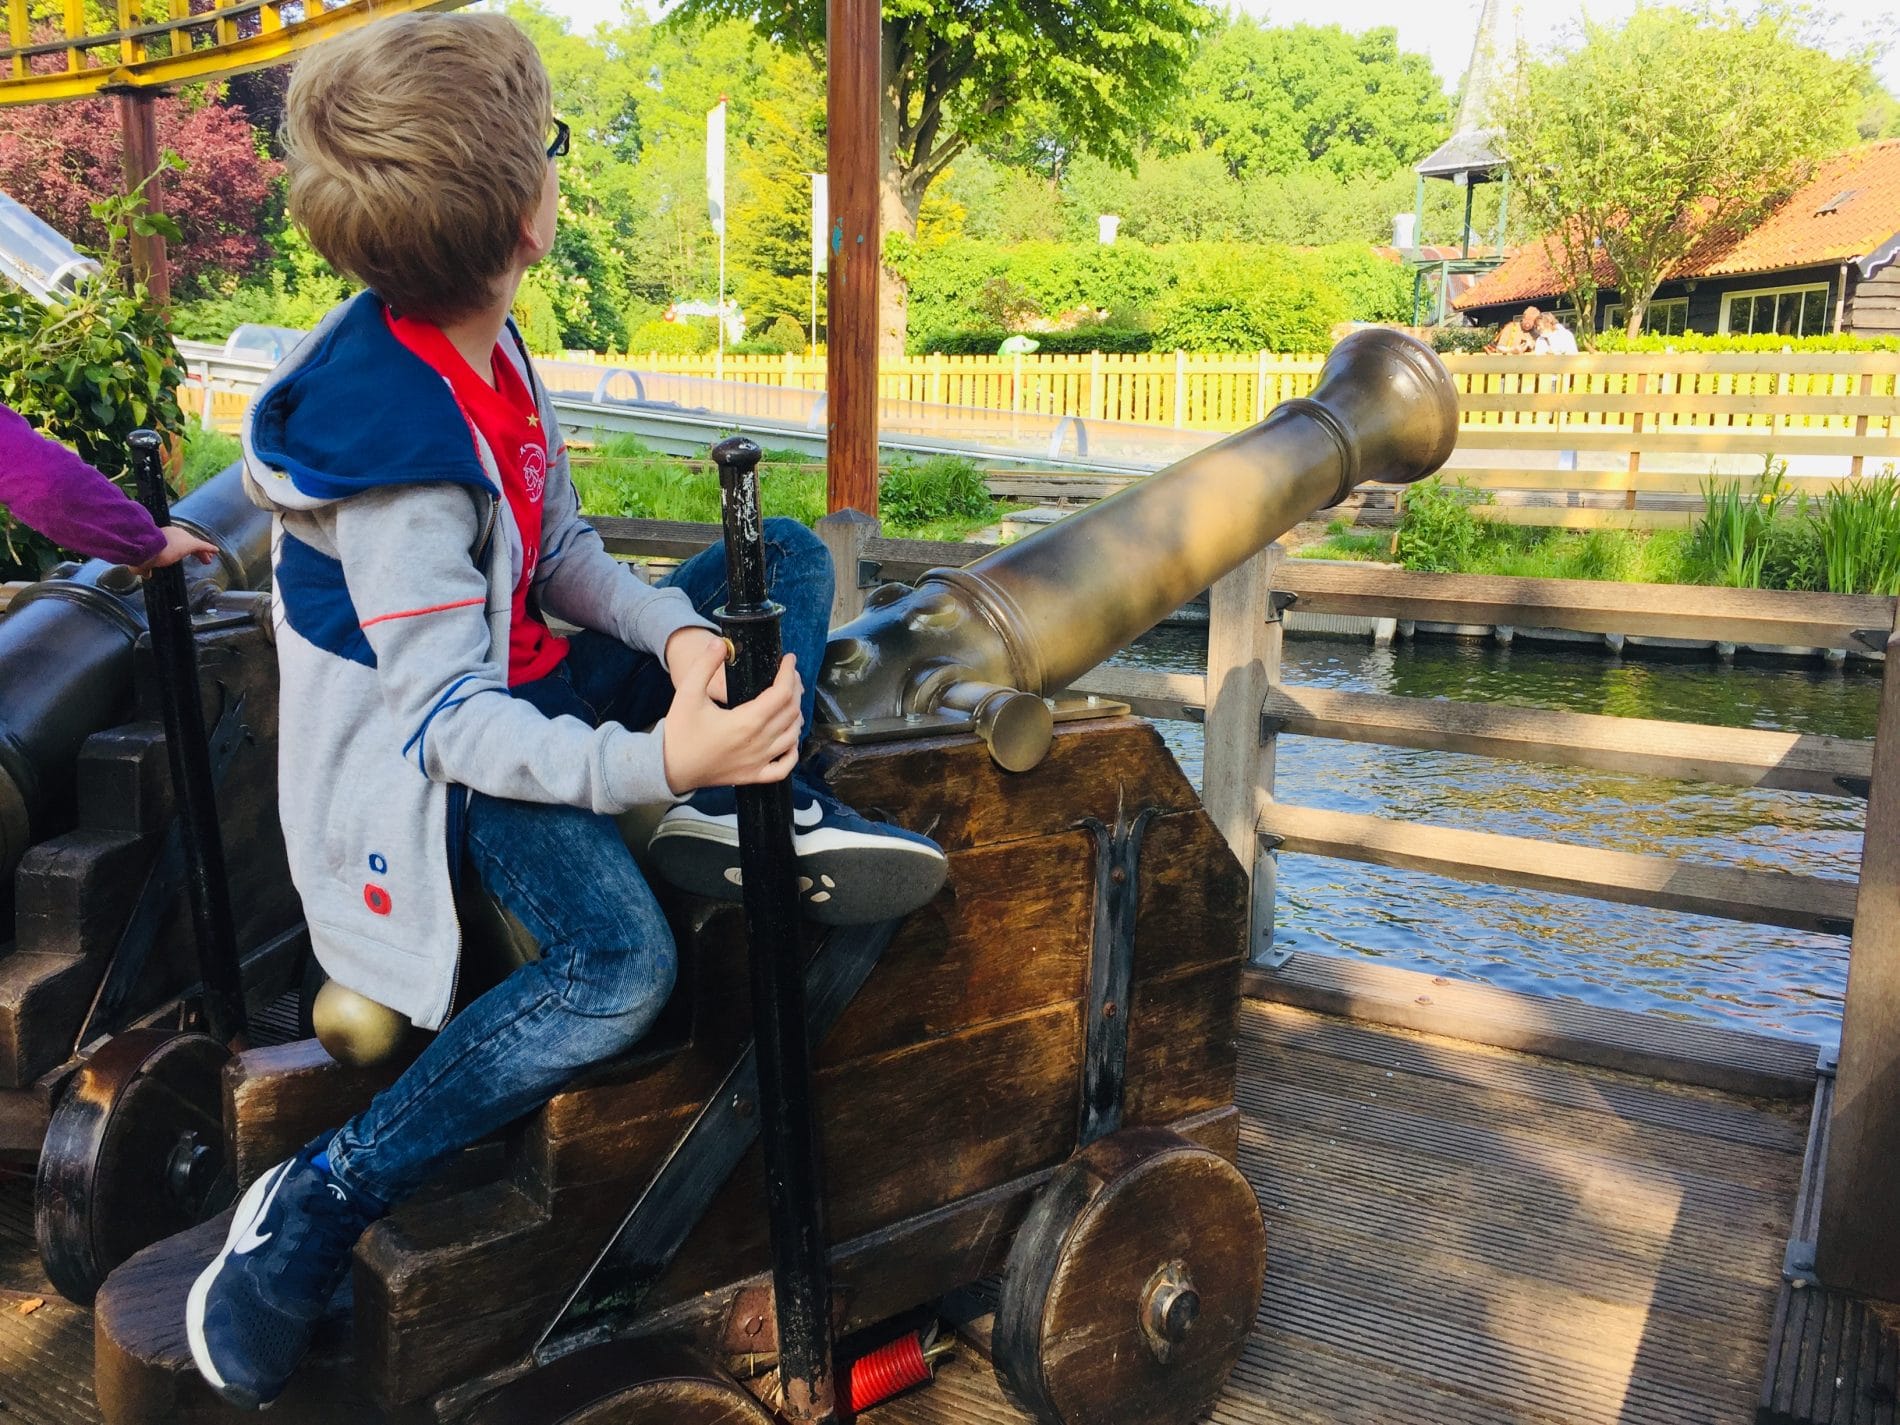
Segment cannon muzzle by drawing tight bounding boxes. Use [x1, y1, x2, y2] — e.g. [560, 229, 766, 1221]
[816, 328, 1457, 769]
[0, 462, 270, 881]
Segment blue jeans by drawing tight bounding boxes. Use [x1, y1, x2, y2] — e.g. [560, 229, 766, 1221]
[326, 519, 833, 1205]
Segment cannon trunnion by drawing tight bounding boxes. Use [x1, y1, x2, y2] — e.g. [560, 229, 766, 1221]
[95, 719, 1260, 1424]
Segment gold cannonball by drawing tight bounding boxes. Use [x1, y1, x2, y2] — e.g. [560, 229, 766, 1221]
[311, 979, 410, 1068]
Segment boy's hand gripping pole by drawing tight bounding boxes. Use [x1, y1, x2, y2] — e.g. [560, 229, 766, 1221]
[127, 431, 248, 1048]
[711, 435, 838, 1425]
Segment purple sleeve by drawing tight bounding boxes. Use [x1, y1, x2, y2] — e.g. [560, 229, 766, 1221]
[0, 402, 165, 565]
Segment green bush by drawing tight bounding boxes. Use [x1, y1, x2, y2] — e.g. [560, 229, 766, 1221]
[879, 456, 992, 526]
[1153, 247, 1347, 352]
[1311, 244, 1413, 324]
[916, 327, 1157, 355]
[0, 187, 184, 578]
[171, 221, 351, 342]
[1393, 476, 1491, 572]
[1431, 325, 1498, 354]
[1759, 504, 1827, 593]
[899, 236, 1403, 353]
[757, 316, 809, 354]
[625, 319, 717, 356]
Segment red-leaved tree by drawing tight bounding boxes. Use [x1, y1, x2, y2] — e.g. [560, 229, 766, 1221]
[0, 94, 279, 286]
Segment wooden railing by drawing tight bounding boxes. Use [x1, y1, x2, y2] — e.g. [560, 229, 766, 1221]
[594, 513, 1888, 946]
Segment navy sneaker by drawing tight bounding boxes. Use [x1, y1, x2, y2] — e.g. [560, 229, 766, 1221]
[649, 773, 947, 925]
[185, 1140, 383, 1410]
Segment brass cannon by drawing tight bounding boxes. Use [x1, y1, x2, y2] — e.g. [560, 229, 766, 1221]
[90, 331, 1458, 1425]
[817, 327, 1457, 770]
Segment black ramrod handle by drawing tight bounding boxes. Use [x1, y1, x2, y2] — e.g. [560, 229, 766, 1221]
[127, 430, 247, 1047]
[710, 434, 837, 1424]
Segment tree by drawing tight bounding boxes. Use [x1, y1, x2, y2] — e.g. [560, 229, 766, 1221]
[729, 47, 828, 334]
[1169, 18, 1449, 180]
[1498, 5, 1866, 340]
[676, 0, 1211, 354]
[0, 91, 279, 289]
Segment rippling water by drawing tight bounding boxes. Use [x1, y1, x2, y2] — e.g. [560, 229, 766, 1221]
[1104, 629, 1878, 1045]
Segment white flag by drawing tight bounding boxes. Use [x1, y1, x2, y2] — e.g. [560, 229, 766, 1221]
[810, 173, 828, 272]
[707, 100, 727, 237]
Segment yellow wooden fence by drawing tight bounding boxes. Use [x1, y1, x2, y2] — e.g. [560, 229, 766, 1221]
[559, 349, 1900, 439]
[181, 349, 1900, 530]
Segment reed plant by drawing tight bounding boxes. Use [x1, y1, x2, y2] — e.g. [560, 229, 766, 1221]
[1689, 462, 1792, 589]
[1815, 471, 1900, 595]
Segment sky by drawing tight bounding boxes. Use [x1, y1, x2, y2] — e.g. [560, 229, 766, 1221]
[533, 0, 1900, 92]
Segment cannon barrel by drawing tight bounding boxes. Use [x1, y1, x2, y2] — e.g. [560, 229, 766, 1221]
[0, 461, 270, 879]
[816, 328, 1459, 768]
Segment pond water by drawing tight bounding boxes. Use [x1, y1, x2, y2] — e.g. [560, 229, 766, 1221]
[1102, 629, 1879, 1047]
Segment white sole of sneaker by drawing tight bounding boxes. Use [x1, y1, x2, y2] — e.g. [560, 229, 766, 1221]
[650, 812, 945, 860]
[648, 816, 948, 924]
[185, 1156, 295, 1406]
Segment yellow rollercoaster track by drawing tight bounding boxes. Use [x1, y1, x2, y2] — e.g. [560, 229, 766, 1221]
[2, 0, 470, 105]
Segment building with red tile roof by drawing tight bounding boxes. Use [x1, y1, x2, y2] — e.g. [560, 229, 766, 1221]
[1455, 140, 1900, 338]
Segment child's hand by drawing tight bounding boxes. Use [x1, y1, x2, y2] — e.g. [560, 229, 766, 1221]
[665, 626, 730, 704]
[662, 639, 801, 794]
[135, 525, 218, 575]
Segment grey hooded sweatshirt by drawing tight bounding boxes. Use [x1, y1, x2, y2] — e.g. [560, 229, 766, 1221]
[242, 292, 712, 1029]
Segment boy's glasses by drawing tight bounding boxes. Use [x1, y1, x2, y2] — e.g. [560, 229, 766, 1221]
[546, 118, 570, 160]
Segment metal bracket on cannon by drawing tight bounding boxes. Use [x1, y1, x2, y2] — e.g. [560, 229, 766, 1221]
[815, 691, 1132, 751]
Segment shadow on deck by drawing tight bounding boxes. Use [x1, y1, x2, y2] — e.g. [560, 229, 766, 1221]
[0, 998, 1809, 1425]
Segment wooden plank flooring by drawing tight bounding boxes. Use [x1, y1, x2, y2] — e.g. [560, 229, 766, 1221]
[0, 1000, 1805, 1425]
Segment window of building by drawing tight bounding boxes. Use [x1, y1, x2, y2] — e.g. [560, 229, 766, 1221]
[1603, 298, 1689, 336]
[1720, 283, 1832, 337]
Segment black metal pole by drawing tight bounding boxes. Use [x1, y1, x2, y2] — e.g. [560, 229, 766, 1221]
[127, 430, 247, 1047]
[711, 434, 837, 1424]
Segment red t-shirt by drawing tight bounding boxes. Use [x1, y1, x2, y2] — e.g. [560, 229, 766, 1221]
[387, 313, 570, 686]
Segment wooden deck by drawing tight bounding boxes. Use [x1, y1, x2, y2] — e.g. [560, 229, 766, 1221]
[0, 999, 1807, 1425]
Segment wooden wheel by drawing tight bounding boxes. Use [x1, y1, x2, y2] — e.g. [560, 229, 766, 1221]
[994, 1127, 1267, 1425]
[467, 1342, 775, 1425]
[35, 1028, 233, 1304]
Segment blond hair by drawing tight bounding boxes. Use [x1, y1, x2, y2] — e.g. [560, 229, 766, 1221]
[282, 14, 550, 322]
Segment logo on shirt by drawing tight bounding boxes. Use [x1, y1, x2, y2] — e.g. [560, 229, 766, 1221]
[521, 443, 547, 501]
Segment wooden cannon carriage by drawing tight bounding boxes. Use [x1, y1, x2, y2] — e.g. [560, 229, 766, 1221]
[82, 329, 1459, 1425]
[0, 470, 305, 1302]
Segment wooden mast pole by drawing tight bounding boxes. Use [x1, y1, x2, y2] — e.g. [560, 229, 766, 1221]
[824, 0, 879, 516]
[116, 91, 170, 308]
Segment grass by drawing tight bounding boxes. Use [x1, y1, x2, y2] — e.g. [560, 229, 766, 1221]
[568, 436, 1023, 541]
[1298, 520, 1395, 563]
[1299, 521, 1697, 583]
[181, 426, 1022, 541]
[180, 421, 242, 491]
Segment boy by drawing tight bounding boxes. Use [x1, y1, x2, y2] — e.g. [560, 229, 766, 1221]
[187, 15, 945, 1408]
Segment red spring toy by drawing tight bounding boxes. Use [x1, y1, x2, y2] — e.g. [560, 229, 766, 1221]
[849, 1330, 937, 1411]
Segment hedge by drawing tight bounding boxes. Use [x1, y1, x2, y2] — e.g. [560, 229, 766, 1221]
[895, 237, 1410, 355]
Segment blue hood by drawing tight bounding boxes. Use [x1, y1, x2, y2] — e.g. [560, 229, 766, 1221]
[245, 292, 499, 507]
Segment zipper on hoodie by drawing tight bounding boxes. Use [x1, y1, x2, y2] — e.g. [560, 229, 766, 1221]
[437, 488, 499, 1029]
